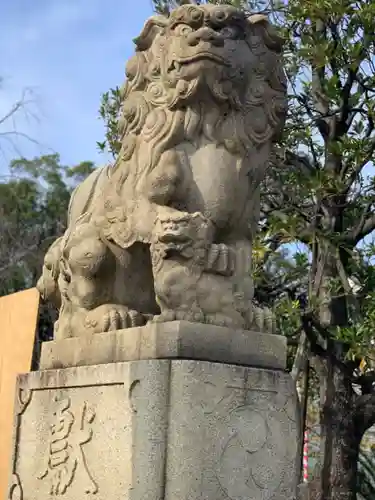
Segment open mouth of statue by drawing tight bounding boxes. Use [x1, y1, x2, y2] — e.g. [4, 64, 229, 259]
[168, 53, 229, 72]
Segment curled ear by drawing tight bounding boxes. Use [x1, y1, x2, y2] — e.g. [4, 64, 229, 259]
[247, 14, 284, 53]
[133, 16, 168, 51]
[247, 13, 268, 25]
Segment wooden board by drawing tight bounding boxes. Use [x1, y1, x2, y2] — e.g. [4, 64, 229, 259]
[0, 288, 39, 500]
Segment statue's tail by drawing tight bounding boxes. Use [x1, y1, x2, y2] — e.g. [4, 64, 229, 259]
[67, 164, 112, 226]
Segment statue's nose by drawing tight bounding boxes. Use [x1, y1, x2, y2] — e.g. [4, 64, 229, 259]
[187, 27, 224, 47]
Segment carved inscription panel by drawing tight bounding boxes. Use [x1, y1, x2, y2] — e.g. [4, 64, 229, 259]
[37, 396, 97, 495]
[12, 384, 132, 500]
[166, 361, 299, 500]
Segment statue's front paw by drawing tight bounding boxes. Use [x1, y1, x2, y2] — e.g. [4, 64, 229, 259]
[206, 244, 235, 276]
[103, 306, 146, 330]
[250, 304, 276, 334]
[84, 304, 146, 333]
[151, 310, 205, 323]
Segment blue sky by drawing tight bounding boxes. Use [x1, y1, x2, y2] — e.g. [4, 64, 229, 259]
[0, 0, 154, 175]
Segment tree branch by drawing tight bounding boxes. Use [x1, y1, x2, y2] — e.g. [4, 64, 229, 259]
[301, 312, 330, 357]
[311, 19, 330, 140]
[345, 211, 375, 246]
[337, 68, 358, 136]
[301, 312, 358, 381]
[291, 330, 309, 381]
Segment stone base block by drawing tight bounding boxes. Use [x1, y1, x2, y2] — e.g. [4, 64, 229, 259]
[8, 360, 299, 500]
[40, 321, 287, 370]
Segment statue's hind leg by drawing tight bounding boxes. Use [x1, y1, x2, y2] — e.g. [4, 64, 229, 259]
[56, 221, 148, 339]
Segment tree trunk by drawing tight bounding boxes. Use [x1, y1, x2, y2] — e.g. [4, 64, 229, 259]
[329, 365, 361, 500]
[309, 356, 362, 500]
[308, 240, 362, 500]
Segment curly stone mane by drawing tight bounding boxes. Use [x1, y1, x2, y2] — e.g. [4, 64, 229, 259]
[111, 4, 287, 189]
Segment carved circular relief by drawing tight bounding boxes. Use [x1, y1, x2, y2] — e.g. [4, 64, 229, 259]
[250, 448, 283, 490]
[216, 404, 294, 500]
[228, 407, 267, 453]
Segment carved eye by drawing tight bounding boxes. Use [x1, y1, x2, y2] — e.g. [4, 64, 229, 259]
[174, 23, 194, 36]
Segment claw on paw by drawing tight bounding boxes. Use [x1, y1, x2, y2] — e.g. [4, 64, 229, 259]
[85, 304, 147, 333]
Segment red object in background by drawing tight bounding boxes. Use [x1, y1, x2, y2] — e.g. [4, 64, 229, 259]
[303, 430, 309, 482]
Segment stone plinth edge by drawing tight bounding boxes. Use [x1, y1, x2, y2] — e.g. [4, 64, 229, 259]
[40, 321, 286, 370]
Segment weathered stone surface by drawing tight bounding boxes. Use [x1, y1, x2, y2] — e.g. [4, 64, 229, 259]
[7, 360, 299, 500]
[297, 483, 310, 500]
[37, 4, 287, 340]
[39, 321, 287, 371]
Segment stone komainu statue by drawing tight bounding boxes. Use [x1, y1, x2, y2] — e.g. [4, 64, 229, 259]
[37, 4, 287, 340]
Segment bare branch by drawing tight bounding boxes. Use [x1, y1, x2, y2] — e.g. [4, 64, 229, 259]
[0, 86, 41, 160]
[0, 99, 25, 127]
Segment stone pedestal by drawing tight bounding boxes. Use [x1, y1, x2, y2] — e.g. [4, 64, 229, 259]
[39, 321, 287, 371]
[7, 323, 300, 500]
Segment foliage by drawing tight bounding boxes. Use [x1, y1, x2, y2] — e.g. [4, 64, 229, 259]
[97, 87, 123, 157]
[0, 154, 96, 296]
